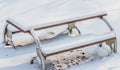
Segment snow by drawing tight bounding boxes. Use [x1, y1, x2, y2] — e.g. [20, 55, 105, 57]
[0, 0, 120, 70]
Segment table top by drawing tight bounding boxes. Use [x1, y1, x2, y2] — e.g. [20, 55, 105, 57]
[7, 0, 105, 32]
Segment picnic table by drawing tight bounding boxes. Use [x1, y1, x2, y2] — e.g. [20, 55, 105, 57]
[2, 0, 117, 70]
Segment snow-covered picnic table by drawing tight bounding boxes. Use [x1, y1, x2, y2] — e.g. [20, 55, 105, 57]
[0, 0, 120, 70]
[3, 0, 117, 70]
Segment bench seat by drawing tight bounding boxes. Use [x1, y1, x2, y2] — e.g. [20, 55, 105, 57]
[41, 31, 116, 56]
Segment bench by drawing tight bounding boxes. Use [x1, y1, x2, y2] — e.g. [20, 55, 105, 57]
[41, 32, 116, 56]
[4, 12, 117, 70]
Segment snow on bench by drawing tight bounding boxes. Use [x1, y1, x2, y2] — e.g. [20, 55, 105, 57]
[41, 31, 116, 56]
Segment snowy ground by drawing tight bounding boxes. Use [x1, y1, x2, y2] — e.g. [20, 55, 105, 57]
[0, 0, 120, 70]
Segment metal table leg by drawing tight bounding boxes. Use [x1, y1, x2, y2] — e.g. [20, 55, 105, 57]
[105, 38, 117, 53]
[100, 17, 117, 53]
[30, 29, 46, 70]
[1, 23, 8, 47]
[68, 23, 81, 35]
[3, 24, 15, 48]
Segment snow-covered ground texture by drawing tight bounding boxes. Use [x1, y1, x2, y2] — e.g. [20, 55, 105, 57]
[0, 0, 120, 70]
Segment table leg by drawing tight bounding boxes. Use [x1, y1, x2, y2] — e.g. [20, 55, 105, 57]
[2, 23, 8, 46]
[106, 38, 117, 53]
[2, 24, 15, 48]
[68, 23, 81, 35]
[30, 29, 46, 70]
[113, 39, 117, 53]
[100, 17, 117, 53]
